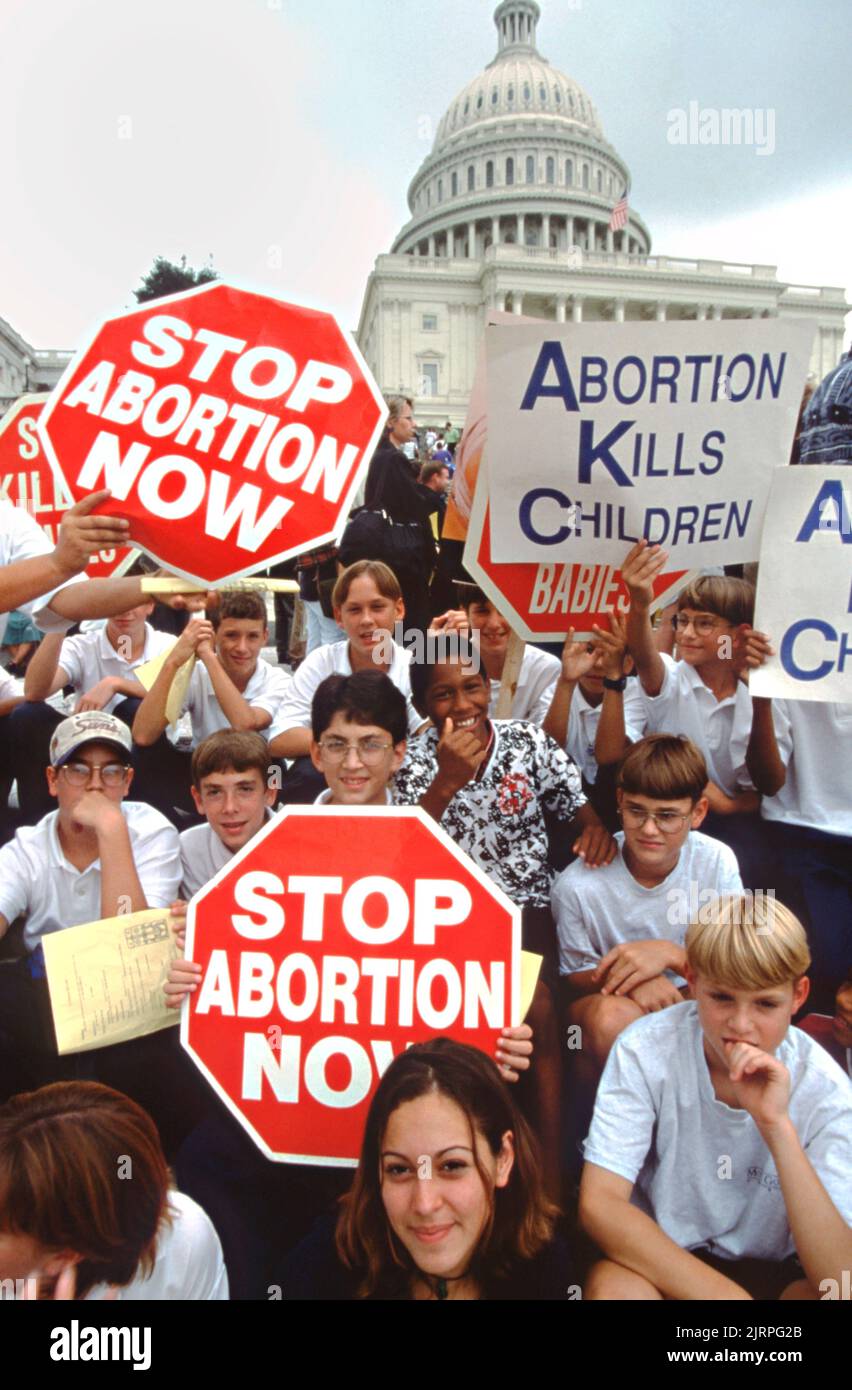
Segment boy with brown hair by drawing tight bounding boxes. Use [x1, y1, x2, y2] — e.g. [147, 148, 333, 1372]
[580, 897, 852, 1300]
[554, 734, 742, 1081]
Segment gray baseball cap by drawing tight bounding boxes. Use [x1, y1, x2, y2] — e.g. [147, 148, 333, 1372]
[49, 711, 133, 768]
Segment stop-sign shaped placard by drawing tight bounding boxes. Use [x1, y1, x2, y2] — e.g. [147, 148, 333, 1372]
[464, 461, 693, 640]
[183, 805, 521, 1166]
[0, 396, 136, 579]
[38, 283, 387, 586]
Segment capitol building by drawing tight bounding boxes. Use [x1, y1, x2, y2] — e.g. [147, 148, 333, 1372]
[357, 0, 848, 428]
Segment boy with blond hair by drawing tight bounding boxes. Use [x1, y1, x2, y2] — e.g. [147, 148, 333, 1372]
[580, 896, 852, 1300]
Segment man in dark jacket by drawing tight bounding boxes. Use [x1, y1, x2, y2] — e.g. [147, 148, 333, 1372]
[364, 396, 440, 635]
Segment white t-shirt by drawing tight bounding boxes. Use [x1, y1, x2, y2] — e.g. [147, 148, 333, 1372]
[565, 680, 647, 784]
[0, 668, 23, 702]
[267, 639, 422, 742]
[183, 658, 291, 747]
[553, 830, 743, 979]
[85, 1191, 228, 1301]
[584, 1003, 852, 1261]
[762, 700, 852, 838]
[179, 810, 276, 899]
[0, 802, 182, 952]
[0, 499, 86, 644]
[486, 645, 560, 725]
[57, 623, 176, 714]
[639, 653, 755, 797]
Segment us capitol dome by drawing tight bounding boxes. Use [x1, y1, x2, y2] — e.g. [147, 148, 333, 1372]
[356, 0, 846, 427]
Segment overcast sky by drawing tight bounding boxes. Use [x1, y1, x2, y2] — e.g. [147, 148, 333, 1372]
[2, 0, 849, 350]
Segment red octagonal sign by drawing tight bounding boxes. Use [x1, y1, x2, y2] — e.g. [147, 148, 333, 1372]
[182, 806, 522, 1166]
[38, 283, 387, 586]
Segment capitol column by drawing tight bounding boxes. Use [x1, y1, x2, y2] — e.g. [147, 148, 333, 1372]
[556, 296, 567, 323]
[468, 222, 476, 257]
[513, 294, 523, 315]
[517, 213, 526, 246]
[566, 215, 574, 250]
[606, 227, 614, 253]
[448, 228, 455, 258]
[428, 235, 436, 258]
[655, 303, 667, 322]
[696, 304, 708, 320]
[542, 213, 551, 249]
[711, 306, 722, 321]
[492, 216, 500, 247]
[614, 299, 625, 322]
[572, 297, 584, 323]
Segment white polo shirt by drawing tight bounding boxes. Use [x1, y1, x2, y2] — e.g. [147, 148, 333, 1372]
[762, 700, 852, 838]
[182, 658, 291, 747]
[639, 653, 755, 797]
[267, 639, 422, 742]
[85, 1191, 228, 1301]
[485, 644, 560, 725]
[584, 1003, 852, 1262]
[57, 623, 177, 713]
[0, 499, 86, 644]
[0, 802, 182, 952]
[565, 680, 647, 784]
[179, 809, 276, 899]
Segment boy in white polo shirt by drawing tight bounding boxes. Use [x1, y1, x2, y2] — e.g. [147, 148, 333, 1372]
[179, 729, 278, 900]
[0, 711, 180, 1098]
[580, 896, 852, 1300]
[267, 561, 424, 803]
[12, 599, 177, 820]
[622, 543, 773, 877]
[553, 735, 742, 1095]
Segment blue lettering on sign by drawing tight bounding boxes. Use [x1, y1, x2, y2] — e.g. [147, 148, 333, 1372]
[779, 619, 852, 681]
[520, 343, 579, 411]
[519, 488, 574, 544]
[577, 419, 634, 487]
[795, 480, 852, 543]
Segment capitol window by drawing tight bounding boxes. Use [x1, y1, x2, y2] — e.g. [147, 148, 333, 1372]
[468, 164, 475, 191]
[422, 314, 438, 332]
[486, 160, 494, 187]
[526, 155, 535, 182]
[539, 84, 547, 104]
[596, 169, 603, 192]
[546, 156, 555, 183]
[554, 88, 561, 104]
[507, 84, 514, 102]
[492, 88, 498, 105]
[477, 92, 483, 110]
[451, 171, 458, 196]
[438, 178, 443, 201]
[582, 163, 590, 189]
[566, 158, 573, 184]
[506, 156, 514, 185]
[523, 83, 531, 103]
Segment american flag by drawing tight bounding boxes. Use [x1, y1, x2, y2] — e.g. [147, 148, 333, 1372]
[609, 191, 628, 232]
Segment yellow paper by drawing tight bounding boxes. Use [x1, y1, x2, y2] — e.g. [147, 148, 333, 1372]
[42, 909, 181, 1055]
[520, 949, 542, 1020]
[135, 644, 196, 728]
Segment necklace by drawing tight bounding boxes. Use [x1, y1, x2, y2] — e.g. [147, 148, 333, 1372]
[420, 1268, 471, 1301]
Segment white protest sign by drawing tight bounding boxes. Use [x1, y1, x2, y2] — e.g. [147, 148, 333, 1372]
[485, 319, 815, 569]
[751, 466, 852, 703]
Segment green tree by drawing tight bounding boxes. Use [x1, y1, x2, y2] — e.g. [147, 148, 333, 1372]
[133, 254, 218, 303]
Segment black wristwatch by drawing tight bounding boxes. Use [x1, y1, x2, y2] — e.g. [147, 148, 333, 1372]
[602, 676, 627, 692]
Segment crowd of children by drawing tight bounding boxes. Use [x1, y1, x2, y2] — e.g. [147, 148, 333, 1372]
[0, 412, 849, 1303]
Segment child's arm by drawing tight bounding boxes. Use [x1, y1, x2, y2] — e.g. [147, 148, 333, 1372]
[69, 794, 149, 917]
[132, 620, 211, 746]
[23, 631, 69, 700]
[579, 1164, 753, 1299]
[542, 629, 596, 747]
[621, 541, 669, 697]
[725, 1042, 852, 1293]
[418, 718, 488, 821]
[702, 782, 760, 817]
[196, 644, 273, 733]
[746, 696, 787, 796]
[591, 616, 632, 766]
[593, 939, 687, 995]
[569, 802, 616, 867]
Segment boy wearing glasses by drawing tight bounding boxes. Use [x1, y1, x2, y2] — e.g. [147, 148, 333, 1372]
[0, 711, 181, 1097]
[621, 543, 769, 830]
[553, 735, 742, 1088]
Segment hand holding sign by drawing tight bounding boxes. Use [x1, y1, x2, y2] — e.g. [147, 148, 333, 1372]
[53, 490, 131, 577]
[620, 539, 669, 612]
